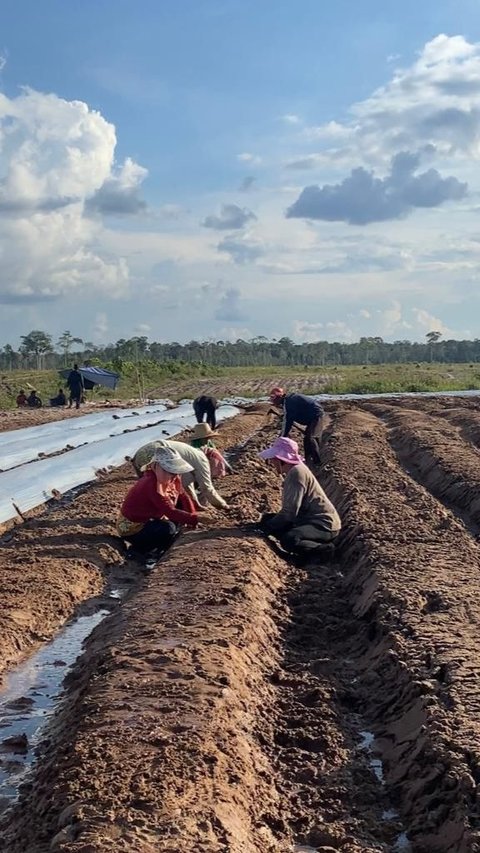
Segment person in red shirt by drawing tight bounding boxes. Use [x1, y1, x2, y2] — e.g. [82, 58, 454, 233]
[16, 390, 28, 407]
[117, 445, 204, 560]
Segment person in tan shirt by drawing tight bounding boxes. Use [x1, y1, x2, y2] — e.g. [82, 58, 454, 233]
[257, 436, 341, 555]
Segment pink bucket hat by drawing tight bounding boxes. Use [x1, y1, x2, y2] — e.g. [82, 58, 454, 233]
[259, 437, 303, 465]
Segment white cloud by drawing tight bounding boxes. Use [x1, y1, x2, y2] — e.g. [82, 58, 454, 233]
[305, 35, 480, 165]
[237, 152, 262, 165]
[294, 319, 354, 343]
[202, 203, 257, 230]
[93, 312, 108, 341]
[214, 287, 247, 322]
[218, 326, 252, 342]
[281, 114, 301, 125]
[0, 87, 145, 303]
[411, 307, 471, 338]
[287, 150, 467, 225]
[86, 158, 147, 215]
[217, 234, 264, 265]
[359, 308, 371, 318]
[135, 323, 151, 334]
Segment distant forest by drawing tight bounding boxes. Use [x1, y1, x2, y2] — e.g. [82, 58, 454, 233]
[1, 329, 479, 370]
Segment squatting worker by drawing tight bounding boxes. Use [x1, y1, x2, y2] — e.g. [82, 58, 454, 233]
[131, 439, 230, 510]
[117, 445, 205, 558]
[257, 437, 341, 556]
[270, 386, 324, 466]
[193, 394, 218, 430]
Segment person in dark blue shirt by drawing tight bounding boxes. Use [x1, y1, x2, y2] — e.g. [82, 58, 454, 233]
[67, 364, 84, 410]
[270, 386, 324, 466]
[193, 394, 218, 430]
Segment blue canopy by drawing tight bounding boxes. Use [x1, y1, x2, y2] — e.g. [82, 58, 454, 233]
[59, 366, 120, 391]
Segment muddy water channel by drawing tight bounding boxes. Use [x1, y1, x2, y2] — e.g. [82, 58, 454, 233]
[0, 590, 123, 814]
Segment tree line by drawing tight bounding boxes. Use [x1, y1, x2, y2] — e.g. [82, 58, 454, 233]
[1, 328, 478, 371]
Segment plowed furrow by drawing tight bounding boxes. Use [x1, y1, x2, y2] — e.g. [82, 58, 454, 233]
[322, 409, 480, 852]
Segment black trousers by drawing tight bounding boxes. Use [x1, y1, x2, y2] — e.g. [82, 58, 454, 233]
[69, 390, 82, 410]
[260, 513, 337, 555]
[303, 416, 323, 465]
[124, 519, 177, 555]
[193, 400, 217, 430]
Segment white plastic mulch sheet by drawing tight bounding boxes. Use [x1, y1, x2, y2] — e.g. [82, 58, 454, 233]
[0, 405, 239, 524]
[0, 402, 185, 471]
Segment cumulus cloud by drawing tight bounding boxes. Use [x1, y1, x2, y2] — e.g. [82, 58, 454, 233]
[286, 150, 467, 224]
[214, 287, 247, 322]
[93, 312, 109, 341]
[86, 158, 147, 215]
[305, 35, 480, 164]
[0, 87, 145, 303]
[202, 204, 256, 230]
[239, 175, 256, 192]
[217, 235, 264, 265]
[237, 152, 262, 165]
[294, 320, 354, 343]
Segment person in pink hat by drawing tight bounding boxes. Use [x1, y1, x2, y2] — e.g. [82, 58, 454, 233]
[257, 436, 341, 556]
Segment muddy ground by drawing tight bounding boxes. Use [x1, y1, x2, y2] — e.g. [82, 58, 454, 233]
[2, 398, 480, 850]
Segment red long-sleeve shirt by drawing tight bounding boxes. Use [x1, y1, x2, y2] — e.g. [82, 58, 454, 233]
[121, 470, 198, 527]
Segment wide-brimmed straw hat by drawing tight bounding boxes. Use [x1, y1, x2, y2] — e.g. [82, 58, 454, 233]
[259, 436, 303, 465]
[141, 446, 194, 474]
[191, 423, 218, 439]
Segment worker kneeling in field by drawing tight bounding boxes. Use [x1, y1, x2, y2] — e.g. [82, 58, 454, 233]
[117, 446, 207, 560]
[257, 437, 341, 556]
[269, 387, 324, 467]
[131, 439, 230, 510]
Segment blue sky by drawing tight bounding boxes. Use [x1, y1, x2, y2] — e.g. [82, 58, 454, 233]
[0, 0, 480, 346]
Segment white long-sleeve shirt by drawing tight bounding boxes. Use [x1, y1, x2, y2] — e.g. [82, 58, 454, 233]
[133, 439, 227, 509]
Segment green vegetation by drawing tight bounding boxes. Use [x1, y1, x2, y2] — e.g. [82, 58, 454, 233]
[1, 361, 479, 410]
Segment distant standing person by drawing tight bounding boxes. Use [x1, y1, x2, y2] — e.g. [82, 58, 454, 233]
[67, 364, 84, 410]
[269, 387, 324, 466]
[193, 394, 218, 430]
[27, 389, 42, 408]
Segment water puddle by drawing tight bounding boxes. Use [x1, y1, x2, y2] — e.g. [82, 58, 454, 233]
[0, 608, 111, 812]
[359, 729, 412, 850]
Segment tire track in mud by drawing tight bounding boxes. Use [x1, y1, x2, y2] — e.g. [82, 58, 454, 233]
[322, 408, 480, 852]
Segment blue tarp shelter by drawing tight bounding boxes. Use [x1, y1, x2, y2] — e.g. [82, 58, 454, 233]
[59, 366, 120, 391]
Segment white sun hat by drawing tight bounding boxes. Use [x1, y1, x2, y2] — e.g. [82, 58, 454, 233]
[142, 446, 194, 475]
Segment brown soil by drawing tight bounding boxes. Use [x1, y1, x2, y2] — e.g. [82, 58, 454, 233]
[2, 399, 480, 851]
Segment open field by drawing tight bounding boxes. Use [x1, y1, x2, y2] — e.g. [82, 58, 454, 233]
[1, 397, 480, 850]
[2, 361, 480, 410]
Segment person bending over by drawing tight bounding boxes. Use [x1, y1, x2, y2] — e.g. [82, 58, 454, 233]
[131, 438, 230, 510]
[269, 387, 324, 466]
[193, 394, 218, 430]
[117, 445, 207, 560]
[257, 437, 341, 556]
